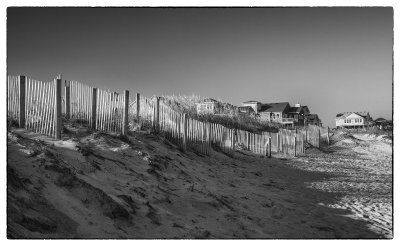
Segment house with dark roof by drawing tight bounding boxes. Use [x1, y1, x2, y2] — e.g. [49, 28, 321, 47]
[257, 102, 294, 125]
[287, 103, 310, 126]
[240, 100, 323, 127]
[374, 118, 392, 129]
[335, 112, 372, 128]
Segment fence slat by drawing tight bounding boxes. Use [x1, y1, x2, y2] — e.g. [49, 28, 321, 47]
[55, 78, 62, 139]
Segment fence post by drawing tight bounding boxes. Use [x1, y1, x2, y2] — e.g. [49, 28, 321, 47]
[136, 93, 140, 129]
[247, 132, 250, 150]
[18, 75, 26, 128]
[91, 88, 97, 129]
[231, 129, 235, 151]
[153, 96, 160, 131]
[54, 77, 62, 139]
[122, 90, 129, 136]
[294, 136, 297, 157]
[182, 113, 188, 151]
[268, 137, 272, 158]
[277, 132, 280, 152]
[64, 80, 70, 119]
[318, 128, 321, 148]
[327, 126, 330, 145]
[207, 122, 212, 153]
[305, 128, 308, 143]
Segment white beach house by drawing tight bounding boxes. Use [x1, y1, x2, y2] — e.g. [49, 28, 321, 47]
[335, 112, 372, 128]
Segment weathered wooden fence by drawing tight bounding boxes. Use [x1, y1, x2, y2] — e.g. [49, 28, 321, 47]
[7, 75, 21, 124]
[8, 75, 61, 138]
[25, 77, 58, 137]
[158, 99, 185, 149]
[297, 125, 330, 148]
[236, 129, 270, 156]
[7, 74, 325, 157]
[278, 129, 306, 156]
[262, 131, 279, 152]
[95, 88, 127, 134]
[319, 126, 330, 145]
[128, 95, 155, 129]
[209, 123, 235, 155]
[67, 80, 94, 127]
[130, 98, 246, 156]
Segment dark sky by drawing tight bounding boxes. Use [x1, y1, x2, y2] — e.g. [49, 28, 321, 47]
[7, 7, 393, 127]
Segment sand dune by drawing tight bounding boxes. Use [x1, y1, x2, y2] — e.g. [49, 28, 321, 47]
[7, 127, 391, 238]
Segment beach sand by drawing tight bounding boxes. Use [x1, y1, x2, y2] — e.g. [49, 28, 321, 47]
[6, 127, 392, 238]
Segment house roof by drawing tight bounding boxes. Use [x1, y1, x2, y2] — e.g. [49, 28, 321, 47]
[259, 102, 290, 113]
[288, 107, 301, 113]
[203, 98, 219, 103]
[242, 100, 261, 104]
[288, 105, 309, 114]
[374, 118, 387, 122]
[356, 111, 369, 117]
[196, 98, 219, 104]
[238, 106, 255, 112]
[335, 112, 369, 119]
[259, 104, 271, 111]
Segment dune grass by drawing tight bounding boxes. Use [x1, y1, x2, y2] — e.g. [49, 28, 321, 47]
[160, 95, 279, 133]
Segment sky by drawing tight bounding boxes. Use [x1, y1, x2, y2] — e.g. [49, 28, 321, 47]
[7, 7, 393, 127]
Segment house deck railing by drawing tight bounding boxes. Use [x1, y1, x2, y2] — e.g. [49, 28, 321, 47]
[280, 118, 296, 124]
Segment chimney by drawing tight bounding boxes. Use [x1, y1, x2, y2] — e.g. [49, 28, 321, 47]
[295, 103, 301, 108]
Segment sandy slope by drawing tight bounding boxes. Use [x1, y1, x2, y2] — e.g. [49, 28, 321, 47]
[7, 126, 389, 238]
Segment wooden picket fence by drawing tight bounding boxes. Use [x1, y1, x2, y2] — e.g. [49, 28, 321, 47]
[7, 75, 61, 138]
[128, 95, 155, 129]
[277, 129, 306, 156]
[67, 80, 128, 134]
[236, 129, 270, 156]
[95, 88, 127, 134]
[297, 125, 330, 148]
[7, 74, 325, 158]
[262, 131, 279, 152]
[68, 80, 94, 127]
[209, 123, 235, 156]
[25, 77, 58, 137]
[319, 126, 330, 145]
[130, 97, 243, 156]
[7, 75, 21, 124]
